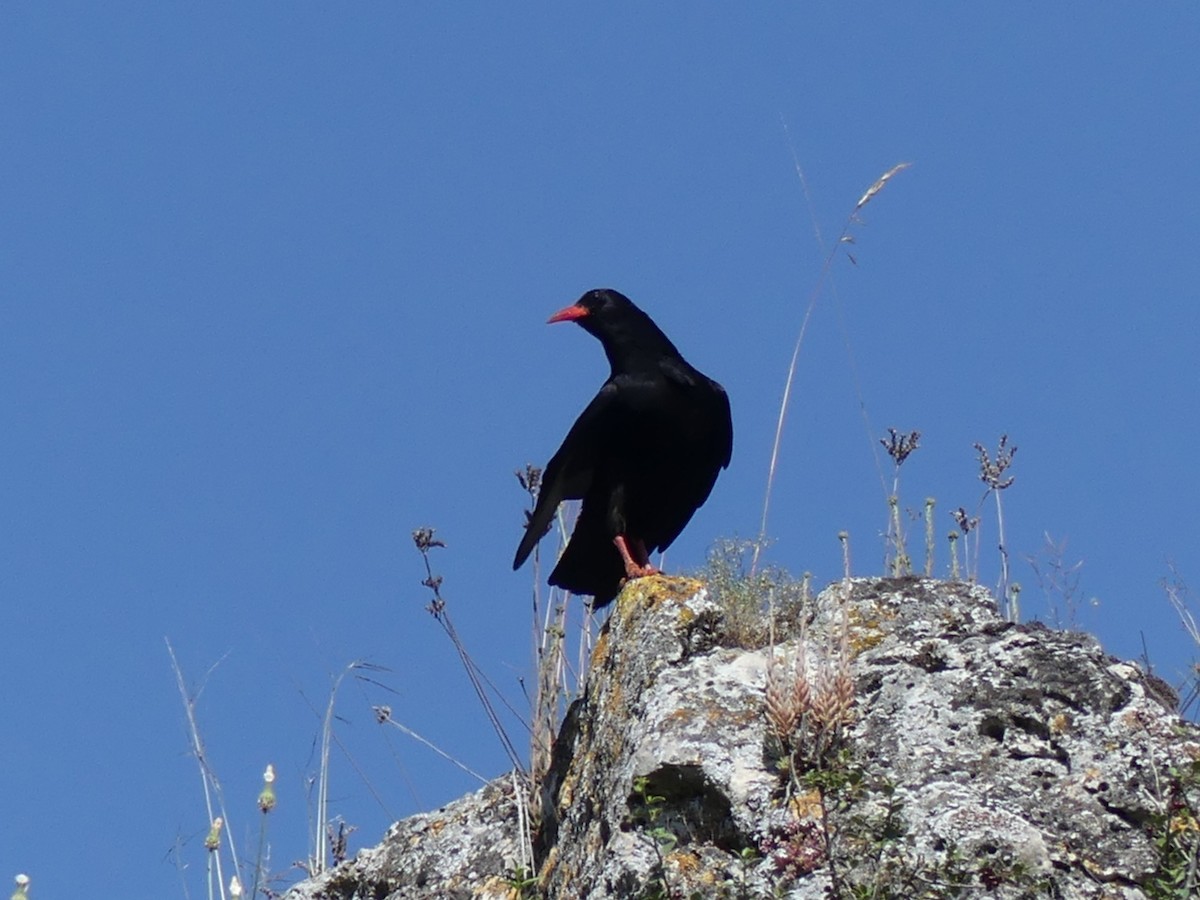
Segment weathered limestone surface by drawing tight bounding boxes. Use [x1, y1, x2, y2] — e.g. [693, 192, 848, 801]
[285, 576, 1199, 899]
[282, 776, 525, 900]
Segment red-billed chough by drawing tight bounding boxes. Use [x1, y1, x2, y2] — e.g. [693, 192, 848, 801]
[512, 288, 732, 607]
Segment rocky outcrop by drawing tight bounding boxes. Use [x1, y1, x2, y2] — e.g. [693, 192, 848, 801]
[284, 576, 1200, 899]
[281, 776, 525, 900]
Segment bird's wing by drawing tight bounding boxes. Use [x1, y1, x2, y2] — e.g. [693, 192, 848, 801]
[648, 373, 734, 554]
[660, 359, 732, 466]
[512, 381, 621, 570]
[712, 379, 733, 470]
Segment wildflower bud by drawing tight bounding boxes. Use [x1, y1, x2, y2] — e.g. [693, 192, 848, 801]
[204, 817, 223, 852]
[229, 875, 243, 898]
[12, 874, 30, 900]
[258, 764, 277, 814]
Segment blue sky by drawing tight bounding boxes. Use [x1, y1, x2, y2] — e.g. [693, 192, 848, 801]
[3, 5, 1199, 896]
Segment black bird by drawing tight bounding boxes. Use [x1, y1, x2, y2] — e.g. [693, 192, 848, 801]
[513, 288, 732, 607]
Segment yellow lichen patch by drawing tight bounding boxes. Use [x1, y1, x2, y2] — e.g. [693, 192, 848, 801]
[651, 575, 703, 602]
[790, 789, 824, 822]
[538, 845, 559, 881]
[616, 575, 703, 624]
[430, 818, 447, 835]
[590, 627, 611, 669]
[666, 849, 703, 878]
[614, 579, 654, 627]
[601, 680, 625, 720]
[845, 604, 896, 654]
[557, 768, 576, 812]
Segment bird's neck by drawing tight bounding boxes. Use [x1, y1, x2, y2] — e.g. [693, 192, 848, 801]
[599, 318, 682, 374]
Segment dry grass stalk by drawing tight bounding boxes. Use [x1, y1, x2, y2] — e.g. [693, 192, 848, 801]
[412, 528, 526, 774]
[166, 639, 239, 900]
[752, 161, 911, 576]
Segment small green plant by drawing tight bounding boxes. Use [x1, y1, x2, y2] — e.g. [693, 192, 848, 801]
[631, 776, 681, 900]
[732, 846, 760, 900]
[504, 864, 542, 899]
[1144, 757, 1200, 898]
[704, 539, 811, 648]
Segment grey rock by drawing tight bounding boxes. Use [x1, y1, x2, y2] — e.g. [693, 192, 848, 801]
[285, 576, 1200, 899]
[281, 776, 527, 900]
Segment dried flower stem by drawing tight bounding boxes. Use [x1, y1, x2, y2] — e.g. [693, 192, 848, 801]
[753, 162, 911, 575]
[924, 498, 936, 577]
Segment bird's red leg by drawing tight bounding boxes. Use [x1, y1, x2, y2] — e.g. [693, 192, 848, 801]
[632, 538, 660, 575]
[614, 535, 660, 579]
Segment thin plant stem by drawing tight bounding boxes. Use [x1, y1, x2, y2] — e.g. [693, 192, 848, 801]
[753, 159, 910, 575]
[311, 664, 358, 875]
[413, 529, 526, 773]
[166, 639, 239, 900]
[994, 489, 1012, 619]
[373, 708, 490, 783]
[924, 498, 936, 577]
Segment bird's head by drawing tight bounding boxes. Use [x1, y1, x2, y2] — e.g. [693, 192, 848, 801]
[546, 288, 633, 328]
[546, 288, 681, 372]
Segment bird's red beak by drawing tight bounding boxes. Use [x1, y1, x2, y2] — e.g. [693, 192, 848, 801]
[547, 304, 589, 325]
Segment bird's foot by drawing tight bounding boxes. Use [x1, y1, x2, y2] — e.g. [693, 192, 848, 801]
[626, 562, 661, 578]
[614, 535, 659, 579]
